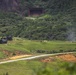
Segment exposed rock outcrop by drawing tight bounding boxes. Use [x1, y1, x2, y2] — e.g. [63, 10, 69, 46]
[0, 0, 19, 11]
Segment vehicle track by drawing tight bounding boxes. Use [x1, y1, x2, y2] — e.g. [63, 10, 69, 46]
[0, 52, 76, 64]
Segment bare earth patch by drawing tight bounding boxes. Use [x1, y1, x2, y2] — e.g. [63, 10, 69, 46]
[9, 55, 32, 60]
[41, 54, 76, 62]
[41, 57, 55, 62]
[0, 50, 32, 61]
[56, 54, 76, 62]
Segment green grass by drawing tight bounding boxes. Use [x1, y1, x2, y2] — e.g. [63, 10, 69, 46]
[0, 60, 76, 75]
[0, 61, 42, 75]
[0, 52, 5, 59]
[0, 37, 76, 75]
[0, 37, 76, 53]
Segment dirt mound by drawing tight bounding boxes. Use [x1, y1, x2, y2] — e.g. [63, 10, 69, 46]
[41, 57, 55, 62]
[41, 54, 76, 62]
[1, 50, 27, 57]
[0, 50, 32, 60]
[56, 54, 76, 62]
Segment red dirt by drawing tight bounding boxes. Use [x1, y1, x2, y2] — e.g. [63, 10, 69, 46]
[0, 50, 28, 57]
[56, 54, 76, 62]
[41, 57, 56, 62]
[41, 54, 76, 62]
[0, 50, 32, 60]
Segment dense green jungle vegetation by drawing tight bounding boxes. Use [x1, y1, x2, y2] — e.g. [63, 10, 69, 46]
[0, 0, 76, 40]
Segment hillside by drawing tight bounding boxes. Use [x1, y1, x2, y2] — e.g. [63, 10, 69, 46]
[0, 1, 76, 75]
[0, 0, 76, 40]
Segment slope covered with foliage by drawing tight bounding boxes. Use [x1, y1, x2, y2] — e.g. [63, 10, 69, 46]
[18, 0, 76, 15]
[0, 0, 76, 40]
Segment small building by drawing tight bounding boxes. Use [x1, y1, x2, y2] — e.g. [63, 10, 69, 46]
[29, 8, 43, 16]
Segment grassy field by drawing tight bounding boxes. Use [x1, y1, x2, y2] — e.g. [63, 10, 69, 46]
[0, 59, 76, 75]
[0, 61, 39, 75]
[0, 37, 76, 58]
[0, 38, 76, 75]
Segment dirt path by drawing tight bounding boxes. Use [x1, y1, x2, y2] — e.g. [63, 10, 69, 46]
[9, 55, 32, 60]
[0, 52, 76, 64]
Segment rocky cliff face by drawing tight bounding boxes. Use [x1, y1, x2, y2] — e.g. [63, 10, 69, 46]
[0, 0, 19, 11]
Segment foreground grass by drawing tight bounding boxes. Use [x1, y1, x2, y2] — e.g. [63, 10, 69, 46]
[0, 60, 42, 75]
[0, 37, 76, 58]
[0, 60, 76, 75]
[0, 52, 5, 59]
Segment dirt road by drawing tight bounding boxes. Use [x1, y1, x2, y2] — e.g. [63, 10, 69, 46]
[0, 52, 76, 64]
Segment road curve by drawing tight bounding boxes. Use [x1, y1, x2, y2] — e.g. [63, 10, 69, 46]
[0, 52, 76, 64]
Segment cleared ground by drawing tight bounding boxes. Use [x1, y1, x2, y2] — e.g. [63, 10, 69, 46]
[41, 53, 76, 62]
